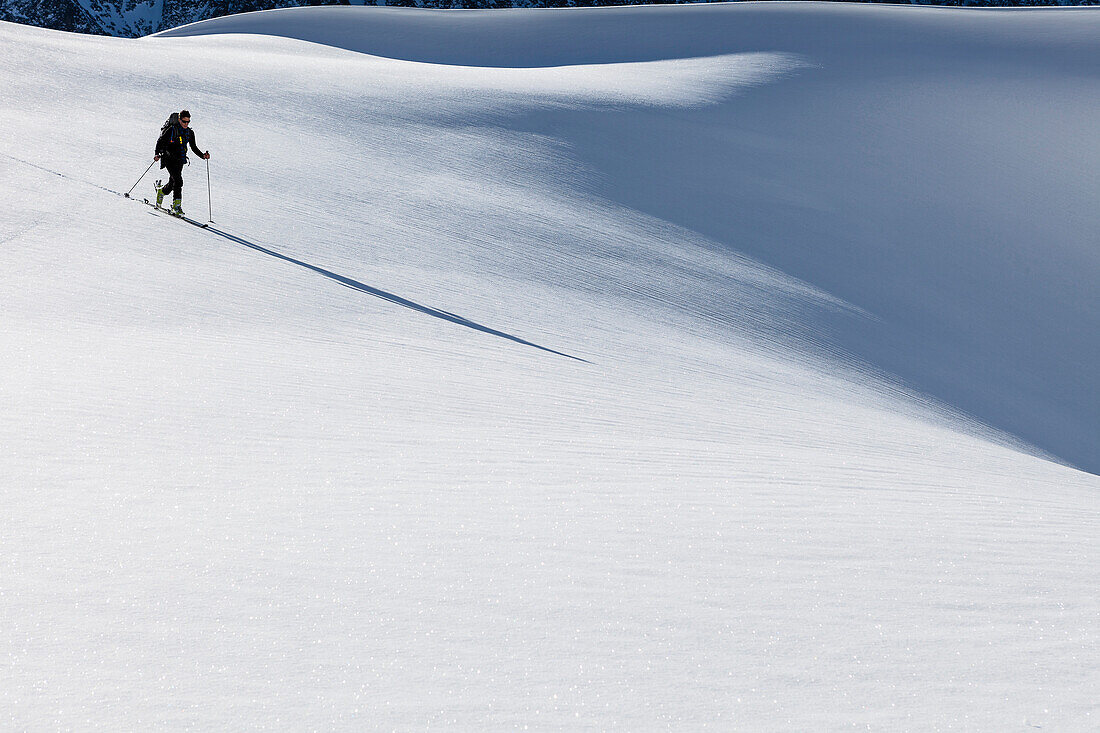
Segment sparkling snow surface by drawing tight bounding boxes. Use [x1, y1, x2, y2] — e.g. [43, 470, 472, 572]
[1, 4, 1098, 729]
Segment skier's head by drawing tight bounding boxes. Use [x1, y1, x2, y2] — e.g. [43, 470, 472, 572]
[179, 110, 191, 125]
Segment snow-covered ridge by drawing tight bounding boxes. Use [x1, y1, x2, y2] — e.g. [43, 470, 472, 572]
[5, 0, 1096, 39]
[2, 4, 1098, 729]
[156, 2, 1100, 67]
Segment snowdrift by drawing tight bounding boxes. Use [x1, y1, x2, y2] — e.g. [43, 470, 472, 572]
[158, 3, 1100, 68]
[159, 3, 1100, 474]
[2, 4, 1098, 730]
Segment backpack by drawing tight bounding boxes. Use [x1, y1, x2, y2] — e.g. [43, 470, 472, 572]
[161, 112, 180, 135]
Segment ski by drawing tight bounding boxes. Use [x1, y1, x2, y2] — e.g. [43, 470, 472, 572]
[136, 196, 209, 228]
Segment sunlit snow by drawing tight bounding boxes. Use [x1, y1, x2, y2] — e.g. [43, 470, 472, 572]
[2, 4, 1097, 729]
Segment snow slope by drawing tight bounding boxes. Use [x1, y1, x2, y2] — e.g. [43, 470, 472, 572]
[1, 4, 1098, 729]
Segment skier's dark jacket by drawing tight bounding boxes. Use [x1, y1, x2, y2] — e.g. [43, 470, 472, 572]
[155, 123, 203, 167]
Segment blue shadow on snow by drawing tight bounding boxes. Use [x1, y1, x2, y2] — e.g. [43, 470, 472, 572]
[202, 223, 588, 364]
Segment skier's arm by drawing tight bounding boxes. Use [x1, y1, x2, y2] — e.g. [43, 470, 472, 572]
[188, 131, 208, 159]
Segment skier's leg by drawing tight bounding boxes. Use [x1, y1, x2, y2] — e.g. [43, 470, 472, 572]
[161, 162, 184, 212]
[171, 166, 184, 213]
[162, 161, 182, 197]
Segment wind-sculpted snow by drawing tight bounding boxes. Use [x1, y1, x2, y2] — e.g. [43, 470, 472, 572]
[7, 0, 1100, 38]
[156, 3, 1099, 68]
[156, 3, 1100, 472]
[1, 5, 1098, 730]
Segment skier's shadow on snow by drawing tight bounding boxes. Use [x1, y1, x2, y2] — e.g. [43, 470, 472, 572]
[203, 224, 588, 363]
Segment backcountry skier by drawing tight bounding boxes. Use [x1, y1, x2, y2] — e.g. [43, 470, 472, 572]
[154, 109, 210, 215]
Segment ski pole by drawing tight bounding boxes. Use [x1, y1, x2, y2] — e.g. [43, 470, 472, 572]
[206, 157, 213, 223]
[123, 159, 157, 198]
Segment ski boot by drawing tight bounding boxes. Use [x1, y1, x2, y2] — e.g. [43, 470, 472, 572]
[154, 180, 164, 208]
[170, 198, 184, 216]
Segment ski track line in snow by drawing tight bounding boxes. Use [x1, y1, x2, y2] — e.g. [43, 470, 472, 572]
[0, 151, 122, 198]
[2, 150, 589, 364]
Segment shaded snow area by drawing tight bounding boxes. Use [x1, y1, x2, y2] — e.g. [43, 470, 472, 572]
[2, 4, 1098, 729]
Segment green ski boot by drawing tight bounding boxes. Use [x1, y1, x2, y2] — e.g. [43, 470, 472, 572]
[171, 198, 184, 216]
[154, 180, 164, 208]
